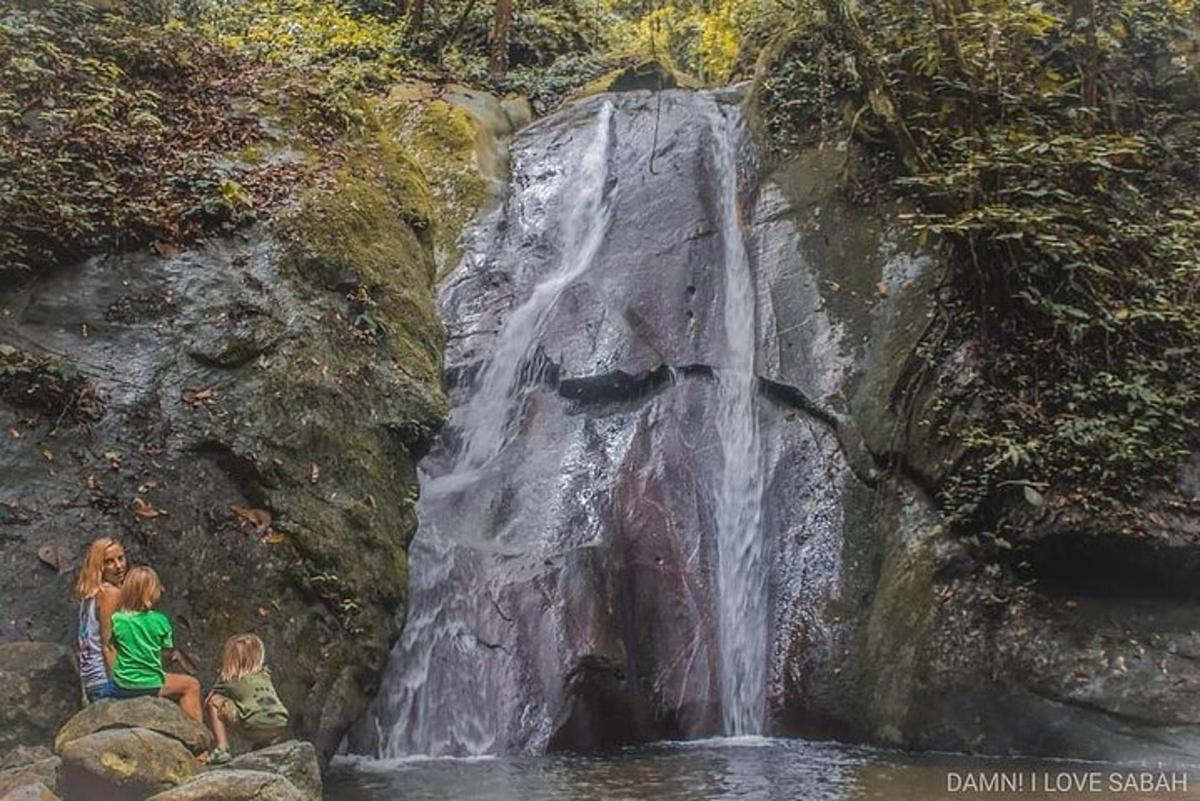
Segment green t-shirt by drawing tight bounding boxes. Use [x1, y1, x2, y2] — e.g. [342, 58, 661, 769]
[213, 670, 289, 731]
[111, 610, 173, 689]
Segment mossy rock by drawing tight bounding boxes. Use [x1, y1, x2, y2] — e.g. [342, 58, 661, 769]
[0, 643, 80, 755]
[59, 728, 197, 801]
[146, 770, 305, 801]
[572, 59, 698, 100]
[55, 698, 211, 757]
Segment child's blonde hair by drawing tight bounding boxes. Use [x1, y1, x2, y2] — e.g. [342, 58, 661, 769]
[219, 634, 266, 682]
[118, 566, 162, 611]
[74, 537, 119, 600]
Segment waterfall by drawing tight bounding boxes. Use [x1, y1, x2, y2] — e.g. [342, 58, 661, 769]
[349, 88, 778, 760]
[706, 101, 767, 736]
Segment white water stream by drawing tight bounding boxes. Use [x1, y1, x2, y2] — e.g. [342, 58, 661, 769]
[706, 101, 767, 736]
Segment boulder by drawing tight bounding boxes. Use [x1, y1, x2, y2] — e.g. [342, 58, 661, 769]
[0, 748, 53, 772]
[0, 784, 59, 801]
[225, 742, 320, 800]
[145, 770, 305, 801]
[0, 758, 60, 798]
[0, 748, 53, 773]
[0, 643, 80, 754]
[54, 699, 210, 756]
[59, 728, 197, 801]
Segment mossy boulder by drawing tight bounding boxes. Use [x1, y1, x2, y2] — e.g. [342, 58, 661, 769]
[571, 59, 698, 101]
[0, 644, 80, 754]
[222, 742, 319, 801]
[59, 728, 197, 801]
[54, 699, 210, 757]
[145, 770, 305, 801]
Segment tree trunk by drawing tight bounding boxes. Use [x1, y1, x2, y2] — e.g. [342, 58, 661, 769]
[489, 0, 513, 76]
[406, 0, 425, 41]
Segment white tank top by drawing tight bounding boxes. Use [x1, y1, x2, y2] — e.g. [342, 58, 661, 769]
[78, 597, 108, 689]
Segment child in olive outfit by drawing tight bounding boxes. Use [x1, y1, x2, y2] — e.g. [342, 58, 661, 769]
[206, 633, 289, 764]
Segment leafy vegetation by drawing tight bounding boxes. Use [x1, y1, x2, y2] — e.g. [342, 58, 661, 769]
[0, 1, 272, 275]
[758, 0, 1200, 535]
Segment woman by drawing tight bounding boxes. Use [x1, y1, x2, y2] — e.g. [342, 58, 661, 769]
[74, 537, 127, 701]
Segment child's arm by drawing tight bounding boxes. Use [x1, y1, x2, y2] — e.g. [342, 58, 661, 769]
[156, 614, 198, 675]
[97, 586, 120, 673]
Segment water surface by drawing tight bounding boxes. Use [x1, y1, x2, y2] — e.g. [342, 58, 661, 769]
[327, 737, 1200, 801]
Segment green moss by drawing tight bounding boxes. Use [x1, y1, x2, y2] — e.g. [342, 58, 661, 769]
[403, 100, 493, 275]
[283, 124, 442, 386]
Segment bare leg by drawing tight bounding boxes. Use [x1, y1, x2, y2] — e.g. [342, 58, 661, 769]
[206, 693, 230, 749]
[161, 672, 202, 722]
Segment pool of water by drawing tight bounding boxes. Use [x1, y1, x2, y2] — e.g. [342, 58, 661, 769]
[326, 737, 1200, 801]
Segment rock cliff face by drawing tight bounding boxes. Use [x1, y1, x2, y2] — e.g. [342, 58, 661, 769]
[0, 89, 520, 760]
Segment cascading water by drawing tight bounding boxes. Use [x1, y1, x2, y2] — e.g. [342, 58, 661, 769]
[349, 88, 782, 760]
[705, 102, 768, 736]
[352, 101, 618, 758]
[431, 101, 618, 491]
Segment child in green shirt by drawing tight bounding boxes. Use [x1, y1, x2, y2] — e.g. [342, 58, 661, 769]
[205, 633, 290, 764]
[108, 566, 203, 721]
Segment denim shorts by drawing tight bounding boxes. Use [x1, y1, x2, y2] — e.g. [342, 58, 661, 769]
[85, 682, 115, 702]
[107, 683, 161, 700]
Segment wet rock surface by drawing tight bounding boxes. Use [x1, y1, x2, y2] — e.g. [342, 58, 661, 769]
[0, 644, 79, 755]
[348, 89, 881, 756]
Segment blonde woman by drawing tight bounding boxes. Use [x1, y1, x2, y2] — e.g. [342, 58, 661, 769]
[108, 566, 202, 721]
[205, 634, 289, 764]
[74, 537, 127, 701]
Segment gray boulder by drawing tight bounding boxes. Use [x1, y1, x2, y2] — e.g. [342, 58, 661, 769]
[0, 758, 60, 798]
[0, 784, 59, 801]
[55, 699, 210, 756]
[0, 748, 53, 772]
[59, 728, 197, 801]
[145, 770, 305, 801]
[0, 643, 80, 754]
[225, 741, 320, 800]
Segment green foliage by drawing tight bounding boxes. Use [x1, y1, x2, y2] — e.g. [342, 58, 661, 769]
[607, 0, 796, 83]
[204, 0, 415, 128]
[763, 0, 1200, 533]
[0, 0, 266, 276]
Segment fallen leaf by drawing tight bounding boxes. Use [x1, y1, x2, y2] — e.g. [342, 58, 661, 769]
[132, 497, 162, 519]
[231, 505, 272, 532]
[37, 544, 71, 574]
[181, 388, 215, 404]
[41, 449, 54, 462]
[264, 531, 285, 545]
[875, 281, 890, 298]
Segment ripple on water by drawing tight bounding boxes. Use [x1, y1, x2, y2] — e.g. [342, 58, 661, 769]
[327, 737, 1200, 801]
